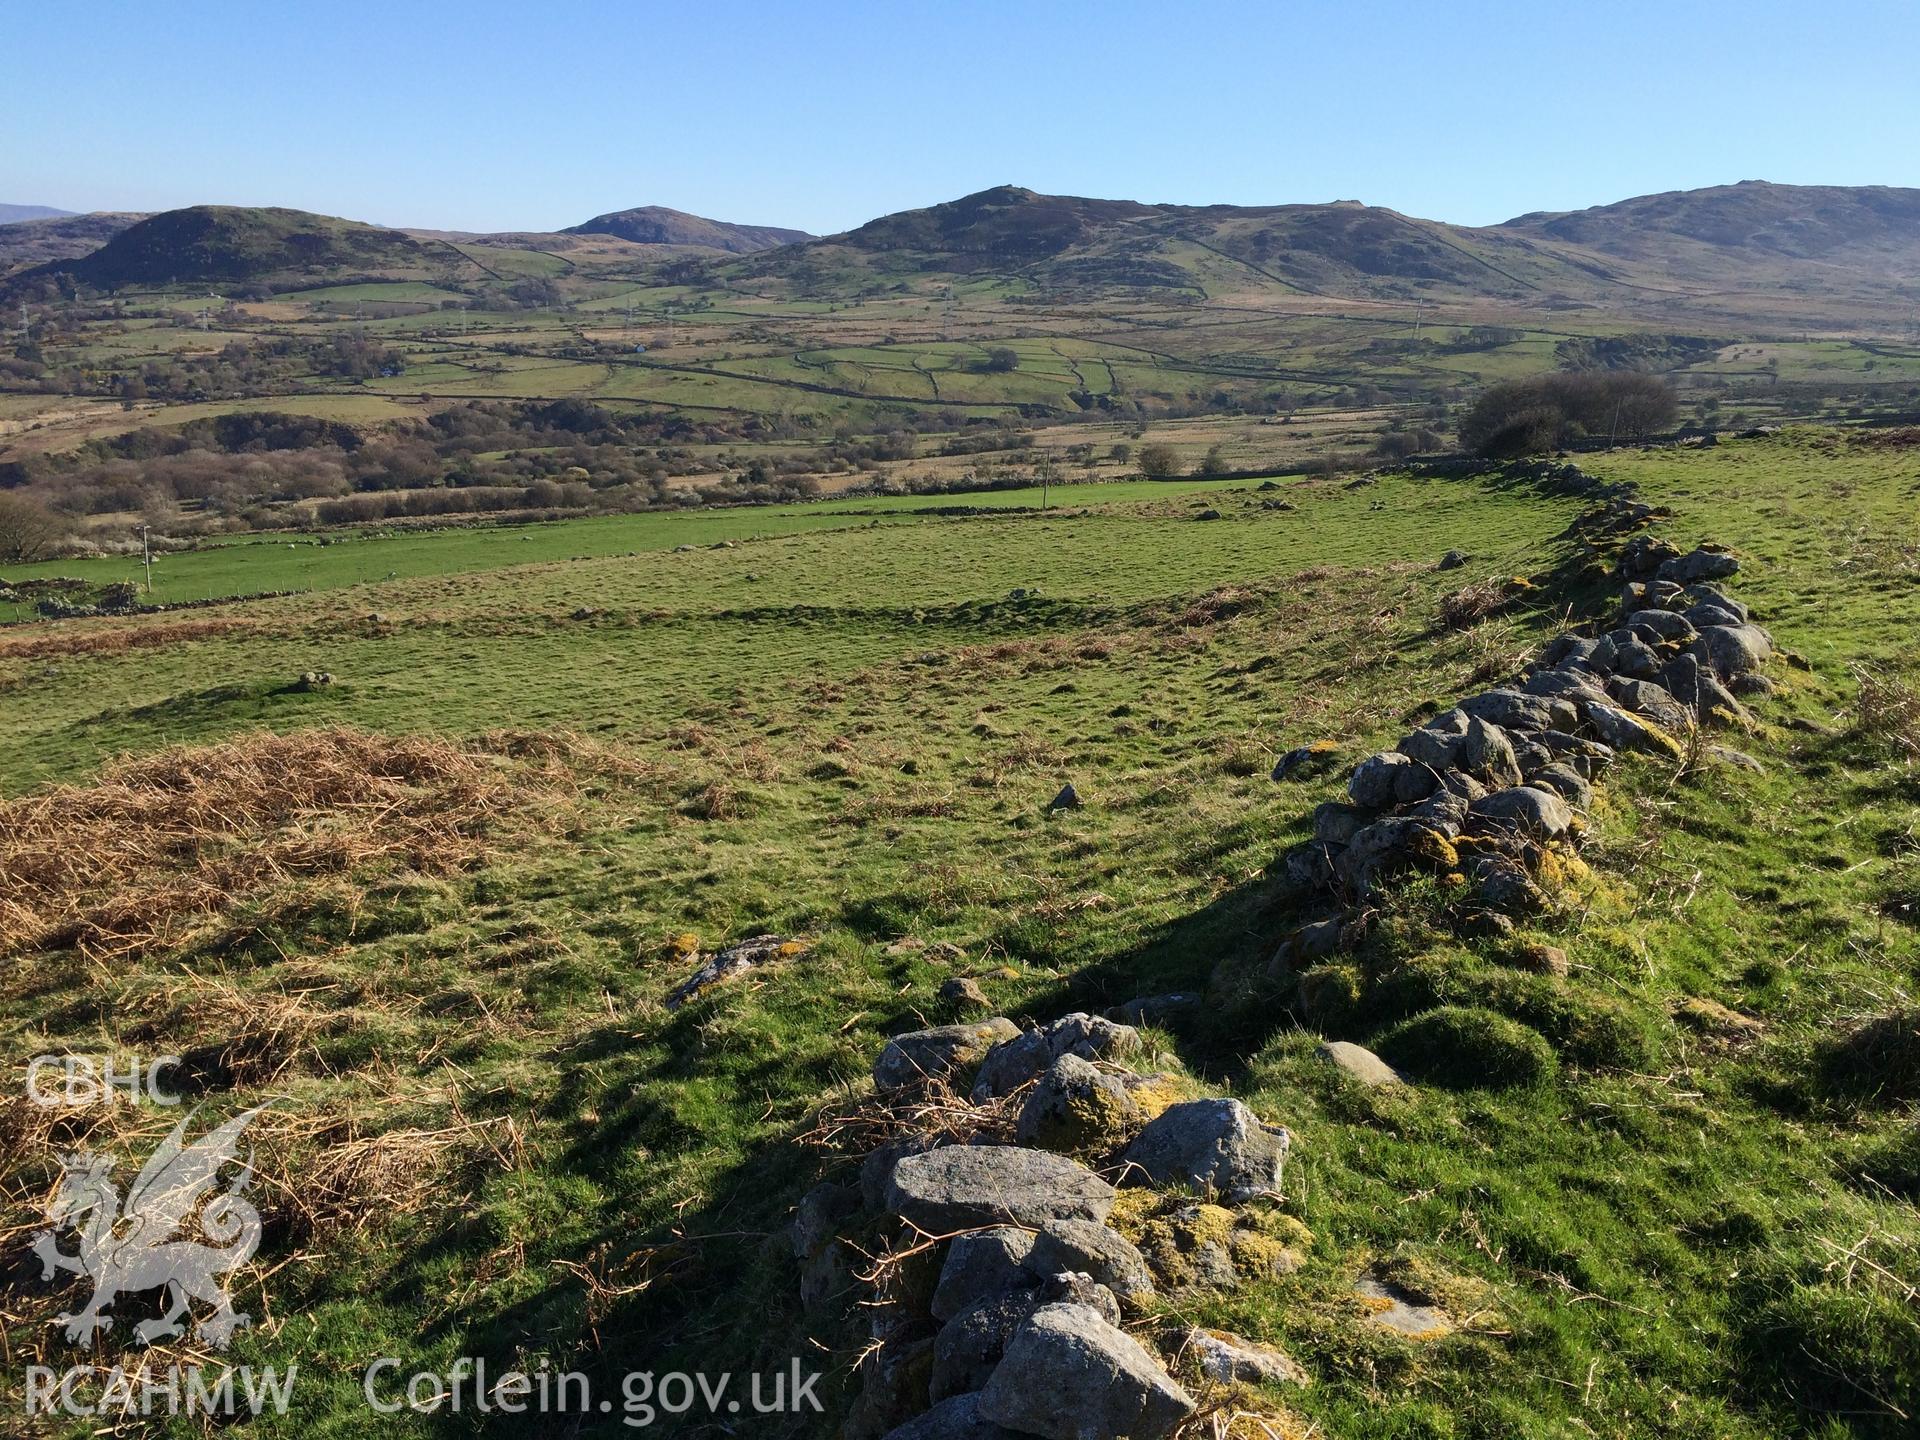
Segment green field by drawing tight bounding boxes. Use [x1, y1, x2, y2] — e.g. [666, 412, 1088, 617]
[0, 477, 1252, 621]
[2, 432, 1918, 1437]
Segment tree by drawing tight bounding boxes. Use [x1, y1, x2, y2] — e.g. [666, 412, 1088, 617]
[1137, 443, 1182, 479]
[981, 347, 1020, 374]
[1459, 372, 1677, 458]
[0, 492, 68, 563]
[1195, 444, 1228, 476]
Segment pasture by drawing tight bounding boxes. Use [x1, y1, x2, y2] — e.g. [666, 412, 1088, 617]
[1, 433, 1916, 1437]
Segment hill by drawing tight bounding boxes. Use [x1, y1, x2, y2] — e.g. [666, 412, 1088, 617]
[0, 211, 144, 274]
[1503, 179, 1920, 276]
[35, 204, 457, 288]
[564, 204, 812, 253]
[739, 181, 1920, 313]
[0, 203, 73, 225]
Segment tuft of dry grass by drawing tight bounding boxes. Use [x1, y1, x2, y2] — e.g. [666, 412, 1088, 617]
[1439, 578, 1508, 630]
[0, 727, 603, 963]
[1850, 662, 1920, 757]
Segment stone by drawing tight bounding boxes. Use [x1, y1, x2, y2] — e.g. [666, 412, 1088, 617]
[1693, 624, 1772, 679]
[1656, 547, 1739, 585]
[1406, 786, 1472, 838]
[1048, 783, 1083, 811]
[1536, 634, 1599, 668]
[1729, 672, 1776, 698]
[1709, 745, 1766, 772]
[1437, 549, 1469, 570]
[1355, 1273, 1452, 1340]
[880, 1393, 1024, 1440]
[1605, 676, 1693, 735]
[1536, 728, 1615, 773]
[1454, 715, 1524, 787]
[1625, 608, 1697, 643]
[791, 1181, 858, 1259]
[1348, 750, 1416, 809]
[977, 1304, 1195, 1440]
[800, 1240, 855, 1314]
[938, 979, 991, 1015]
[972, 1014, 1142, 1100]
[1337, 817, 1458, 894]
[1685, 602, 1745, 630]
[1183, 1328, 1310, 1388]
[1686, 583, 1748, 622]
[864, 1136, 942, 1211]
[932, 1289, 1041, 1401]
[932, 1228, 1038, 1322]
[1316, 1039, 1403, 1087]
[1471, 856, 1549, 917]
[1618, 535, 1682, 579]
[1121, 1099, 1289, 1201]
[1028, 1220, 1156, 1309]
[1396, 708, 1470, 769]
[666, 933, 814, 1010]
[1016, 1054, 1146, 1152]
[849, 1338, 937, 1440]
[1597, 635, 1665, 681]
[1583, 701, 1678, 756]
[875, 1019, 1022, 1093]
[1522, 667, 1611, 707]
[1036, 1271, 1123, 1326]
[1459, 688, 1578, 736]
[1662, 651, 1744, 723]
[887, 1146, 1116, 1231]
[1312, 801, 1368, 846]
[1271, 740, 1342, 781]
[1529, 762, 1593, 811]
[1287, 917, 1345, 963]
[1469, 786, 1573, 839]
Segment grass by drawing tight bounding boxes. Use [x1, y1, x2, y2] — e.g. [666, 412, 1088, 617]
[1, 432, 1917, 1436]
[0, 475, 1256, 620]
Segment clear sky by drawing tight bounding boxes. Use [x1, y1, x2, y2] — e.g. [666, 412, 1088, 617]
[4, 0, 1916, 235]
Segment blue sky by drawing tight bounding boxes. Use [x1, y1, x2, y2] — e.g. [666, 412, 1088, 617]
[4, 0, 1916, 234]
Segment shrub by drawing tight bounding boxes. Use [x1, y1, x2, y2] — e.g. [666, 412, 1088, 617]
[1459, 372, 1676, 457]
[1137, 443, 1182, 479]
[1375, 1005, 1557, 1088]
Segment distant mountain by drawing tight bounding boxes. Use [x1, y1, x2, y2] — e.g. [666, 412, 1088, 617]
[0, 212, 145, 274]
[1501, 180, 1920, 282]
[0, 204, 75, 225]
[745, 185, 1617, 301]
[40, 205, 451, 288]
[565, 206, 812, 254]
[731, 182, 1920, 311]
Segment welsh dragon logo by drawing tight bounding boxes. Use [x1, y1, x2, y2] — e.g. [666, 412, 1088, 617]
[32, 1106, 265, 1348]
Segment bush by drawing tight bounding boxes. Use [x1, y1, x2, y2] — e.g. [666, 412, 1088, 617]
[1376, 1005, 1557, 1088]
[1460, 372, 1676, 457]
[1137, 443, 1182, 479]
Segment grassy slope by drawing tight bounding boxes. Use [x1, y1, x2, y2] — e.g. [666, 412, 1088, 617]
[2, 434, 1916, 1437]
